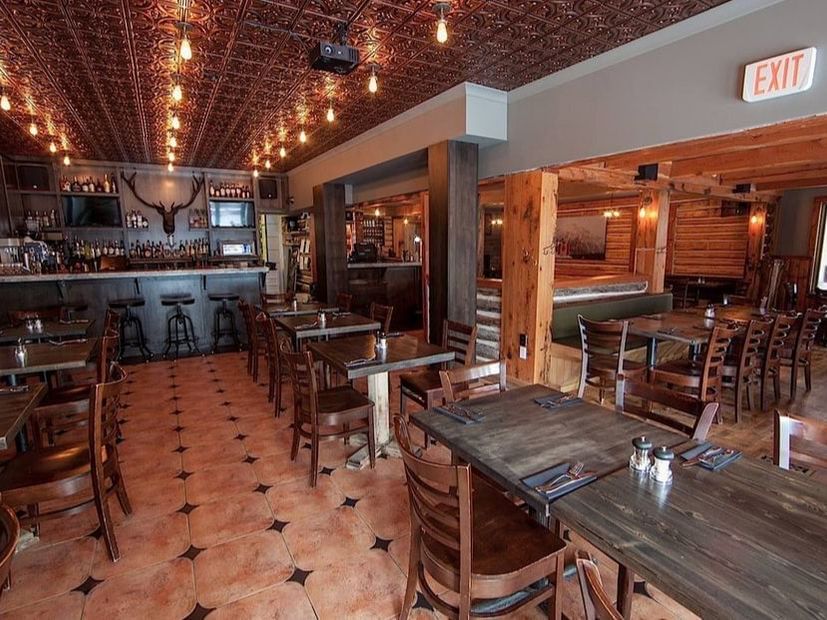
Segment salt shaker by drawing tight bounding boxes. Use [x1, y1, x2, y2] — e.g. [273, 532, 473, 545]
[629, 436, 653, 472]
[291, 299, 298, 311]
[318, 311, 326, 328]
[14, 339, 27, 366]
[376, 332, 388, 352]
[649, 446, 675, 484]
[34, 318, 43, 332]
[704, 304, 716, 319]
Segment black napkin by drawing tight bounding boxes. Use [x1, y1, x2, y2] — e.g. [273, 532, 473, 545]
[433, 403, 484, 424]
[533, 393, 582, 409]
[680, 442, 742, 471]
[521, 463, 597, 500]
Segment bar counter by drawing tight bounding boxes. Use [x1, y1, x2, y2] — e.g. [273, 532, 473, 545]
[0, 266, 267, 353]
[347, 262, 422, 330]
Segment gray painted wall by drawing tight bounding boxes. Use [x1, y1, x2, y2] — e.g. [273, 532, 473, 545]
[776, 188, 827, 255]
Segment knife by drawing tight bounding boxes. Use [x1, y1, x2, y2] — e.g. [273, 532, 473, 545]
[682, 446, 723, 468]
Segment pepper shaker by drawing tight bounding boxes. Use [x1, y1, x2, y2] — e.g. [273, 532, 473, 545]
[291, 299, 298, 311]
[704, 304, 716, 320]
[14, 339, 27, 366]
[649, 446, 675, 484]
[318, 311, 326, 328]
[376, 332, 388, 351]
[629, 436, 653, 472]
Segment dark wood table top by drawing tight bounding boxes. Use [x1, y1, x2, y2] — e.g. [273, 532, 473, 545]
[551, 447, 827, 620]
[628, 310, 723, 345]
[308, 334, 455, 379]
[0, 338, 97, 377]
[0, 320, 93, 344]
[411, 384, 684, 518]
[276, 313, 380, 341]
[260, 302, 338, 317]
[0, 383, 45, 450]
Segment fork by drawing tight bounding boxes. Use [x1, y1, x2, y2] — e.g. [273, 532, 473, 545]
[536, 462, 584, 493]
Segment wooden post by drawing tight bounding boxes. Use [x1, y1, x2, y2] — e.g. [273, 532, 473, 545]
[501, 170, 558, 384]
[427, 141, 479, 344]
[312, 183, 347, 303]
[632, 189, 671, 293]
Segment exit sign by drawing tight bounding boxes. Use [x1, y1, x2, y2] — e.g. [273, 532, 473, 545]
[742, 47, 817, 103]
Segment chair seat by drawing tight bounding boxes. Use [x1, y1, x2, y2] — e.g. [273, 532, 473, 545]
[161, 295, 195, 306]
[109, 297, 145, 309]
[209, 293, 239, 302]
[317, 385, 374, 415]
[38, 384, 92, 407]
[589, 355, 647, 377]
[423, 476, 564, 597]
[400, 370, 442, 397]
[653, 359, 704, 378]
[0, 444, 92, 495]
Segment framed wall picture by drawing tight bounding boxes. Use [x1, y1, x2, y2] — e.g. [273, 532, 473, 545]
[554, 215, 607, 260]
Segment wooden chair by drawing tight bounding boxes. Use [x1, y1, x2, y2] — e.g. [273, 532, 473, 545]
[721, 317, 773, 423]
[283, 349, 375, 487]
[8, 306, 62, 325]
[781, 306, 827, 399]
[369, 302, 393, 333]
[0, 503, 20, 598]
[239, 300, 266, 381]
[761, 312, 799, 409]
[615, 373, 719, 441]
[773, 411, 827, 472]
[0, 364, 131, 561]
[257, 314, 292, 417]
[577, 316, 646, 404]
[400, 320, 477, 442]
[650, 324, 738, 418]
[32, 333, 121, 447]
[335, 292, 353, 312]
[395, 415, 566, 619]
[575, 551, 623, 620]
[440, 360, 507, 404]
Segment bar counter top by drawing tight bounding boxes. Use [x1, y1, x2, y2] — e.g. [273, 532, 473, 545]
[347, 262, 421, 269]
[0, 265, 268, 284]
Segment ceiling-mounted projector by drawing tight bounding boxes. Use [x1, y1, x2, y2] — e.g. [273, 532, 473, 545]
[309, 41, 360, 75]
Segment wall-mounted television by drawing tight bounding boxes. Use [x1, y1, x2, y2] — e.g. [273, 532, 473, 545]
[62, 196, 122, 228]
[209, 201, 254, 228]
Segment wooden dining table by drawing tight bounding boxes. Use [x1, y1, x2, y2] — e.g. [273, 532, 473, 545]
[0, 383, 45, 451]
[260, 301, 338, 317]
[0, 319, 93, 345]
[276, 313, 380, 348]
[552, 444, 827, 620]
[0, 338, 97, 382]
[309, 333, 454, 467]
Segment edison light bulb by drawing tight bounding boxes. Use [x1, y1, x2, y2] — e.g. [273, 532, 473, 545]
[279, 146, 287, 158]
[63, 154, 71, 166]
[171, 113, 181, 130]
[436, 18, 448, 43]
[172, 83, 183, 102]
[253, 168, 259, 178]
[326, 106, 335, 123]
[29, 122, 38, 136]
[169, 135, 178, 148]
[167, 151, 176, 162]
[299, 129, 307, 143]
[167, 162, 174, 173]
[368, 73, 378, 94]
[179, 37, 192, 61]
[265, 159, 271, 170]
[49, 141, 57, 154]
[0, 94, 9, 111]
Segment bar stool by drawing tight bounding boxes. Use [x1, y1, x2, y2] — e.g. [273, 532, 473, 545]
[108, 298, 152, 362]
[162, 294, 200, 359]
[208, 293, 241, 352]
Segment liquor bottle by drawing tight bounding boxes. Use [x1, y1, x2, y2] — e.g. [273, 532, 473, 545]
[71, 176, 81, 192]
[81, 178, 89, 192]
[103, 174, 111, 194]
[49, 209, 57, 228]
[96, 178, 103, 193]
[219, 183, 226, 197]
[209, 181, 215, 197]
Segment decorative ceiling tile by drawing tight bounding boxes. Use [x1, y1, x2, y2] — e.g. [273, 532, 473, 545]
[0, 0, 730, 171]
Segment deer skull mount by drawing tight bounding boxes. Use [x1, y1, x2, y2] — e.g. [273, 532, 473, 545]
[120, 172, 205, 235]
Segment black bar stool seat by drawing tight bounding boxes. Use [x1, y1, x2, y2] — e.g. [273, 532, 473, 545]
[162, 295, 200, 359]
[108, 297, 152, 362]
[208, 293, 241, 352]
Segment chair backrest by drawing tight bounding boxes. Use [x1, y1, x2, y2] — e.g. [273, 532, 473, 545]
[0, 503, 19, 601]
[104, 308, 120, 334]
[615, 373, 719, 441]
[369, 302, 393, 333]
[9, 306, 62, 325]
[96, 334, 121, 383]
[774, 411, 827, 472]
[442, 319, 477, 367]
[578, 315, 629, 379]
[736, 317, 774, 376]
[283, 348, 318, 426]
[238, 300, 257, 345]
[261, 291, 292, 305]
[793, 306, 827, 359]
[576, 551, 623, 620]
[88, 363, 128, 482]
[440, 360, 507, 403]
[698, 323, 739, 400]
[765, 312, 798, 365]
[394, 415, 472, 613]
[336, 292, 353, 312]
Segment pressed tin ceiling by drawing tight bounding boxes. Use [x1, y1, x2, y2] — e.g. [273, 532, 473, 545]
[0, 0, 729, 172]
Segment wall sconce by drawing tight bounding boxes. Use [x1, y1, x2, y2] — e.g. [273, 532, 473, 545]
[639, 207, 647, 218]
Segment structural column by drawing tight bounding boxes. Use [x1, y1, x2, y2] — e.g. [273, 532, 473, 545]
[632, 189, 671, 293]
[501, 170, 559, 384]
[427, 141, 479, 344]
[312, 183, 348, 304]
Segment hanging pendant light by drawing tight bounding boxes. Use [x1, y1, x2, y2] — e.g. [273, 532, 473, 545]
[368, 65, 379, 94]
[279, 145, 287, 158]
[0, 92, 10, 112]
[48, 141, 57, 154]
[434, 3, 450, 44]
[299, 129, 307, 144]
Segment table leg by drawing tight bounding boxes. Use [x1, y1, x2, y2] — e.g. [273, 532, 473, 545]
[347, 371, 392, 468]
[645, 337, 658, 368]
[7, 373, 29, 453]
[616, 565, 634, 619]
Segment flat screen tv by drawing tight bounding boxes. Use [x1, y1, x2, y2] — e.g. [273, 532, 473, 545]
[62, 196, 122, 227]
[209, 201, 254, 228]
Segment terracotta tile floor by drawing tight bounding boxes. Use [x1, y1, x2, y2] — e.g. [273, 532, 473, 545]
[2, 346, 823, 619]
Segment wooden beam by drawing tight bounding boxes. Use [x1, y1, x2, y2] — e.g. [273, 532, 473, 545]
[553, 166, 636, 185]
[670, 138, 827, 177]
[632, 189, 670, 293]
[501, 170, 558, 384]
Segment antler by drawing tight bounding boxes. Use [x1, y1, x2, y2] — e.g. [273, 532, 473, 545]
[120, 172, 206, 235]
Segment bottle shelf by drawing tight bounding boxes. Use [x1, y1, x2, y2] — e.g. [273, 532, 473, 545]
[208, 196, 254, 203]
[60, 192, 120, 198]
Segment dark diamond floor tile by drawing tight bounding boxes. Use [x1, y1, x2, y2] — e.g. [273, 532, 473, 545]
[183, 603, 213, 620]
[176, 471, 192, 480]
[342, 497, 359, 508]
[174, 446, 188, 453]
[413, 592, 433, 611]
[180, 545, 203, 560]
[371, 537, 392, 552]
[319, 466, 334, 476]
[287, 567, 312, 586]
[178, 502, 197, 515]
[244, 455, 258, 464]
[235, 434, 247, 441]
[255, 483, 271, 494]
[270, 520, 289, 532]
[74, 575, 102, 594]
